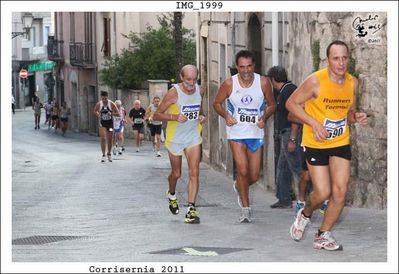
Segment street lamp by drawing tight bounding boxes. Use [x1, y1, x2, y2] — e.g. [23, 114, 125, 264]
[12, 12, 34, 39]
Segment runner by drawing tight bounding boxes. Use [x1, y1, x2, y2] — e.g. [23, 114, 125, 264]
[93, 91, 120, 162]
[286, 40, 368, 250]
[213, 50, 276, 223]
[128, 100, 146, 152]
[153, 64, 205, 224]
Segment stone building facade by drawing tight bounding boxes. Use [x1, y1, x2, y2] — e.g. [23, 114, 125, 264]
[198, 12, 387, 209]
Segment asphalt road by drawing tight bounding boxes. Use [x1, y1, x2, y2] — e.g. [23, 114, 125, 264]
[3, 108, 394, 273]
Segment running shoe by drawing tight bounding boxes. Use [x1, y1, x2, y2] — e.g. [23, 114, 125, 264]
[118, 147, 123, 155]
[184, 206, 200, 224]
[313, 231, 343, 251]
[290, 208, 311, 241]
[112, 146, 117, 155]
[101, 155, 106, 163]
[239, 207, 252, 223]
[156, 151, 161, 157]
[319, 200, 329, 215]
[107, 154, 112, 162]
[294, 201, 306, 217]
[233, 180, 243, 209]
[136, 147, 140, 152]
[270, 201, 292, 208]
[166, 191, 179, 215]
[121, 146, 125, 151]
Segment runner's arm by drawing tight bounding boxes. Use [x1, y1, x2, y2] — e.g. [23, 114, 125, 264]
[153, 88, 178, 122]
[213, 78, 237, 126]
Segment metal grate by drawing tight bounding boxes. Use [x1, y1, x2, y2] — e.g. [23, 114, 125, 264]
[12, 235, 89, 245]
[149, 246, 252, 256]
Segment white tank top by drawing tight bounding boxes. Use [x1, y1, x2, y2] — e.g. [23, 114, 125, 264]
[226, 73, 265, 139]
[165, 84, 202, 146]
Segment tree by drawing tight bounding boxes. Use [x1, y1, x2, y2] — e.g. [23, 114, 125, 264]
[99, 13, 195, 90]
[173, 12, 183, 80]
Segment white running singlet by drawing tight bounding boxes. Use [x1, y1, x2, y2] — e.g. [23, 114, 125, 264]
[226, 73, 266, 139]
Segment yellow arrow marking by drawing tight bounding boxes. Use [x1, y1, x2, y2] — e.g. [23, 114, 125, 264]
[182, 247, 218, 256]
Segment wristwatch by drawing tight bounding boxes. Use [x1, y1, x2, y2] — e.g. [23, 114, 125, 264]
[289, 138, 296, 143]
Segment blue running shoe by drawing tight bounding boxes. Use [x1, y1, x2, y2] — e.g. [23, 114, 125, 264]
[294, 201, 305, 217]
[319, 200, 329, 215]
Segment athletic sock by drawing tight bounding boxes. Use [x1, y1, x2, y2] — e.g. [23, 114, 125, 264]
[318, 229, 325, 237]
[302, 211, 311, 219]
[188, 203, 195, 209]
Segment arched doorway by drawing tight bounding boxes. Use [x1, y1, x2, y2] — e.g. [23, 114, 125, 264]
[248, 14, 262, 74]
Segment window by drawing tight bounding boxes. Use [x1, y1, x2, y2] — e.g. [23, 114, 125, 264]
[44, 26, 49, 45]
[102, 17, 111, 57]
[70, 12, 75, 42]
[32, 27, 36, 47]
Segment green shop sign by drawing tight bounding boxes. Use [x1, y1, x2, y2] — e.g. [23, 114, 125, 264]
[28, 61, 55, 72]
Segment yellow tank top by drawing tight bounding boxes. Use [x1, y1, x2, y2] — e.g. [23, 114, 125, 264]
[302, 68, 354, 149]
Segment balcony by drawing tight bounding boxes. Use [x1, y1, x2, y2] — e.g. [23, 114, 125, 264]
[47, 36, 64, 61]
[70, 42, 95, 68]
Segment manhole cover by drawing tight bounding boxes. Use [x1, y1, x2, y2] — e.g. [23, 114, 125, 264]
[12, 235, 89, 245]
[149, 246, 252, 256]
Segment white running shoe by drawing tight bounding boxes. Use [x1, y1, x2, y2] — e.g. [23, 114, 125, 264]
[112, 146, 117, 155]
[290, 208, 311, 241]
[101, 155, 106, 163]
[136, 147, 140, 152]
[239, 207, 252, 223]
[107, 154, 112, 162]
[313, 231, 343, 251]
[156, 151, 161, 157]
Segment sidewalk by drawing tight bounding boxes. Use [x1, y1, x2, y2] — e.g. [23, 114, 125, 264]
[5, 109, 393, 273]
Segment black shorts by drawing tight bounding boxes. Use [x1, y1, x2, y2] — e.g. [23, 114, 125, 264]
[101, 120, 114, 132]
[304, 145, 351, 166]
[150, 124, 162, 136]
[60, 117, 68, 122]
[52, 115, 59, 120]
[133, 124, 144, 134]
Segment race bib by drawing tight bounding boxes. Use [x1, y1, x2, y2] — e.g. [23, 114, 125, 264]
[237, 107, 258, 124]
[134, 118, 143, 124]
[324, 118, 347, 140]
[101, 110, 111, 120]
[181, 104, 200, 120]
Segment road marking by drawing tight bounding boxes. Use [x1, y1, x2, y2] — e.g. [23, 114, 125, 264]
[182, 247, 218, 256]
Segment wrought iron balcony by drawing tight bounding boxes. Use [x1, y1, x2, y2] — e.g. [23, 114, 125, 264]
[47, 36, 64, 61]
[69, 42, 95, 68]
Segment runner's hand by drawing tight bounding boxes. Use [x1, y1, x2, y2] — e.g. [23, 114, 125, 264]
[312, 122, 329, 142]
[355, 112, 368, 126]
[257, 117, 266, 129]
[199, 115, 206, 124]
[225, 114, 237, 127]
[176, 113, 188, 123]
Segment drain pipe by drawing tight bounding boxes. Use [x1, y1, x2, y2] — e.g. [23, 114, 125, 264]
[272, 12, 279, 66]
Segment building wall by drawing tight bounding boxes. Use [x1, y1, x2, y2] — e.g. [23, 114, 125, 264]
[56, 12, 97, 133]
[11, 12, 52, 108]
